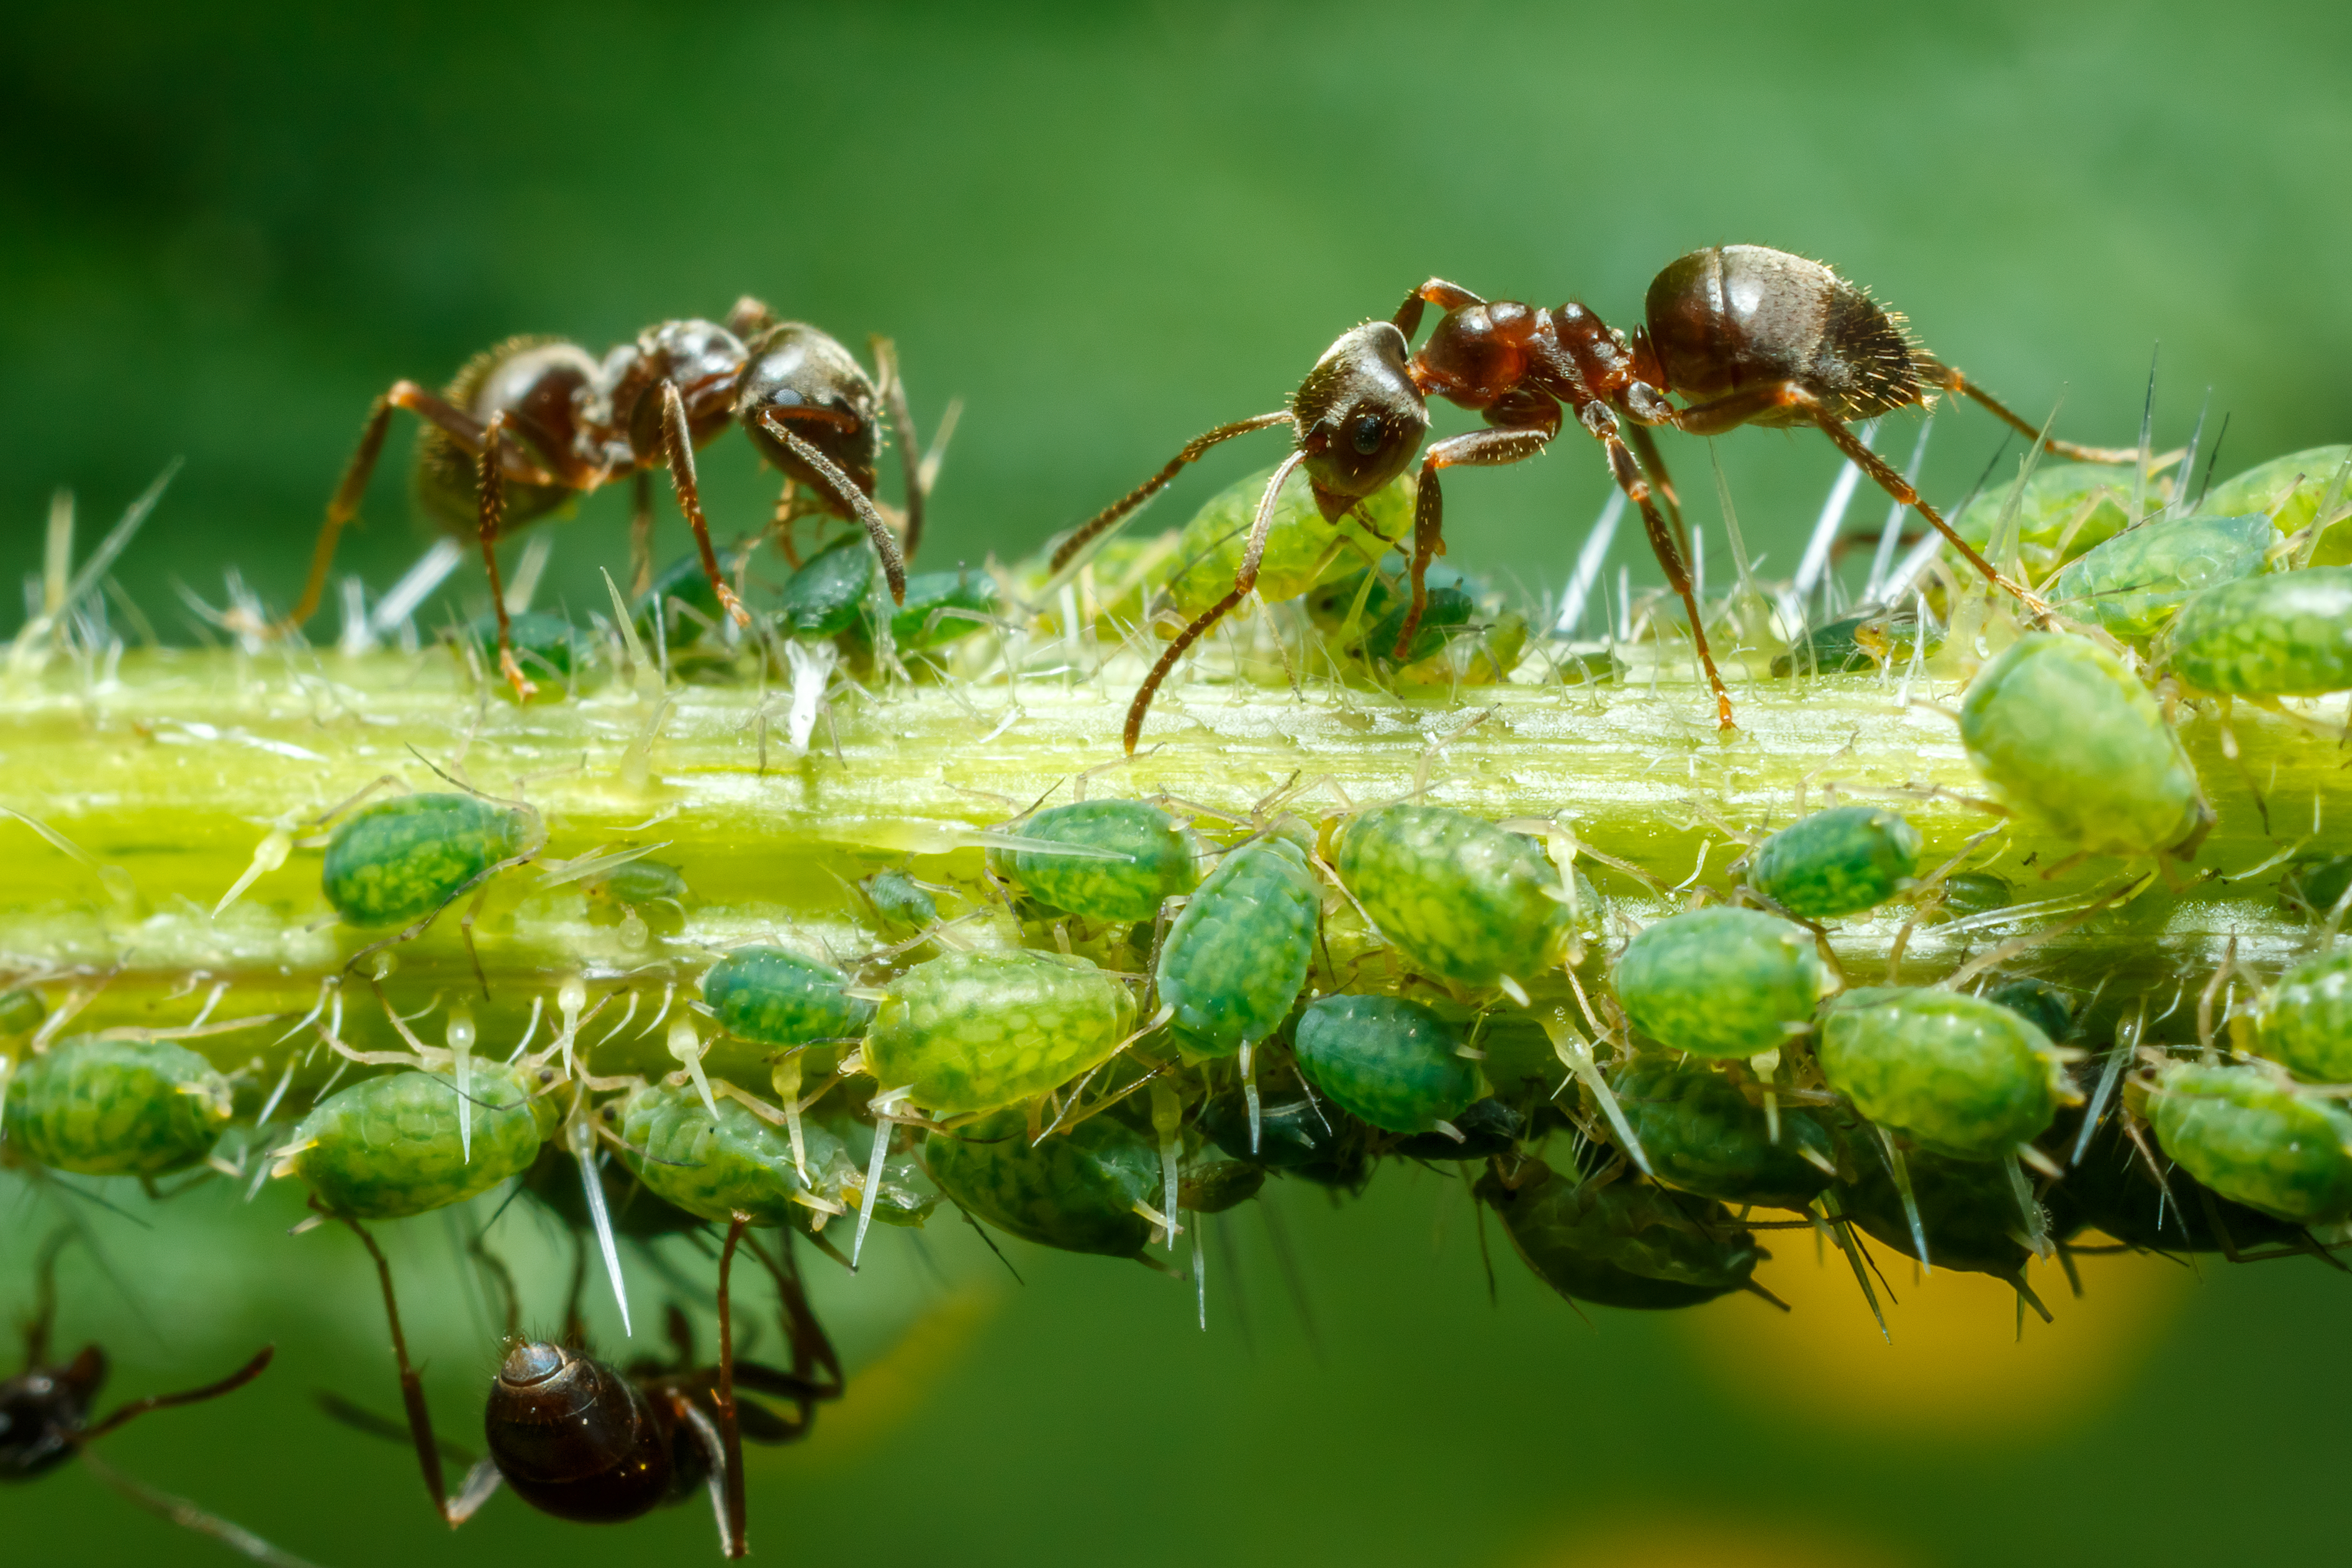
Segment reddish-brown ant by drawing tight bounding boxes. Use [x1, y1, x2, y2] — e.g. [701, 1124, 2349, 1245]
[284, 298, 931, 696]
[1070, 245, 2142, 747]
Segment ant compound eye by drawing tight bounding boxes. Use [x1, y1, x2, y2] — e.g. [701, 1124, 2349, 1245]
[1350, 413, 1386, 455]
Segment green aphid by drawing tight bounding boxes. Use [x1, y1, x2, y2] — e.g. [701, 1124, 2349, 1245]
[1156, 835, 1319, 1057]
[822, 1112, 939, 1228]
[2281, 855, 2352, 920]
[1201, 1083, 1372, 1189]
[1291, 994, 1478, 1135]
[2045, 1112, 2303, 1255]
[1334, 805, 1569, 989]
[1392, 1097, 1525, 1160]
[1839, 1145, 2035, 1284]
[0, 987, 45, 1039]
[632, 546, 751, 649]
[701, 947, 873, 1078]
[864, 948, 1136, 1115]
[589, 858, 688, 908]
[2148, 1062, 2352, 1224]
[2, 1037, 233, 1178]
[989, 799, 1198, 923]
[777, 534, 875, 636]
[1748, 804, 1922, 919]
[862, 868, 939, 931]
[1986, 978, 2075, 1044]
[1166, 462, 1411, 621]
[2049, 513, 2276, 639]
[1955, 461, 2137, 580]
[1768, 610, 1940, 677]
[620, 1080, 846, 1228]
[1614, 1057, 1835, 1212]
[1177, 1159, 1267, 1214]
[925, 1107, 1159, 1258]
[1305, 560, 1472, 637]
[321, 792, 535, 928]
[287, 1063, 556, 1219]
[1475, 1158, 1760, 1310]
[2200, 444, 2352, 565]
[1818, 987, 2071, 1159]
[1958, 633, 2207, 858]
[1614, 906, 1829, 1059]
[463, 610, 581, 681]
[1360, 586, 1477, 666]
[1935, 870, 2012, 918]
[854, 567, 998, 652]
[2255, 949, 2352, 1084]
[2164, 567, 2352, 697]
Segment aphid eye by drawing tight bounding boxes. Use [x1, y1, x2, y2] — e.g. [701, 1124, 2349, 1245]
[1349, 413, 1386, 455]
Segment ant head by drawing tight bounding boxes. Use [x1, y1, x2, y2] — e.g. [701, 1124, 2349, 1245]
[0, 1346, 103, 1479]
[1293, 322, 1429, 518]
[736, 323, 883, 510]
[610, 320, 749, 459]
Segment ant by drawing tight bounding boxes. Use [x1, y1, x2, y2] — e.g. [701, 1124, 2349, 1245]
[323, 1214, 839, 1559]
[284, 297, 933, 697]
[1066, 244, 2142, 747]
[3, 1231, 317, 1568]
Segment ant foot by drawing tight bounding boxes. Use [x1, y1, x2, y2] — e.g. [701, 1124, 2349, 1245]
[499, 649, 540, 701]
[716, 582, 753, 629]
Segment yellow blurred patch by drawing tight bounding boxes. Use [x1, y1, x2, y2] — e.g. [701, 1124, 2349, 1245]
[1684, 1233, 2189, 1435]
[1523, 1517, 1903, 1568]
[749, 1287, 1000, 1474]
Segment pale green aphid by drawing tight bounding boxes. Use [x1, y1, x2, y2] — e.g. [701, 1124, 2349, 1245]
[988, 799, 1198, 922]
[2, 1037, 233, 1178]
[1748, 804, 1922, 919]
[925, 1107, 1159, 1258]
[0, 986, 45, 1038]
[1166, 462, 1413, 622]
[1156, 835, 1319, 1057]
[321, 792, 535, 927]
[2200, 444, 2352, 566]
[1955, 461, 2137, 581]
[1614, 906, 1829, 1059]
[285, 1063, 556, 1217]
[621, 1080, 849, 1228]
[864, 868, 939, 930]
[1333, 804, 1569, 989]
[2255, 949, 2352, 1084]
[2164, 567, 2352, 697]
[701, 947, 873, 1078]
[2050, 512, 2276, 639]
[1291, 993, 1478, 1135]
[864, 948, 1136, 1114]
[1958, 633, 2207, 858]
[2149, 1061, 2352, 1224]
[1817, 987, 2072, 1159]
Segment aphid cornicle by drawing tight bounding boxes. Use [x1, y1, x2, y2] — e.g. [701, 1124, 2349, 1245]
[1613, 906, 1830, 1060]
[2164, 566, 2352, 698]
[701, 947, 873, 1078]
[2146, 1063, 2352, 1225]
[862, 948, 1136, 1115]
[1614, 1056, 1836, 1213]
[1747, 804, 1922, 919]
[284, 1063, 556, 1217]
[1291, 994, 1479, 1135]
[1818, 986, 2073, 1160]
[321, 791, 538, 928]
[988, 799, 1199, 923]
[620, 1082, 849, 1227]
[1475, 1158, 1761, 1310]
[1333, 805, 1570, 990]
[925, 1107, 1160, 1258]
[1154, 834, 1320, 1057]
[2, 1037, 233, 1178]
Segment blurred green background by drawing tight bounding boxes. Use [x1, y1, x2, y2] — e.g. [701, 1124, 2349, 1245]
[4, 2, 2350, 1564]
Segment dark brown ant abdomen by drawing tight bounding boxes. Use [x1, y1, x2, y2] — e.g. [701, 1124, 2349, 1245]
[1642, 245, 1926, 425]
[484, 1341, 683, 1525]
[736, 323, 883, 507]
[414, 337, 600, 531]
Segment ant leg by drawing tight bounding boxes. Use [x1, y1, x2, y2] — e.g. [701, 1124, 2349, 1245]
[657, 381, 753, 629]
[467, 1233, 522, 1342]
[1391, 278, 1486, 341]
[725, 295, 778, 340]
[870, 336, 927, 564]
[1048, 412, 1292, 575]
[748, 1231, 843, 1400]
[1395, 422, 1554, 657]
[1593, 418, 1735, 729]
[338, 1217, 458, 1524]
[716, 1215, 751, 1561]
[1621, 420, 1689, 556]
[1124, 449, 1305, 753]
[630, 470, 656, 598]
[24, 1226, 71, 1367]
[79, 1346, 275, 1442]
[76, 1450, 327, 1568]
[1810, 411, 2048, 614]
[473, 416, 538, 700]
[754, 407, 910, 604]
[1924, 363, 2148, 466]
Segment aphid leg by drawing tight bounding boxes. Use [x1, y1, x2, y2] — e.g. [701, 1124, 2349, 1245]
[1395, 419, 1555, 659]
[754, 406, 908, 605]
[1869, 1127, 1932, 1274]
[657, 381, 753, 628]
[1925, 363, 2152, 466]
[1124, 451, 1305, 752]
[1048, 411, 1291, 576]
[716, 1215, 751, 1560]
[749, 1230, 844, 1400]
[869, 336, 928, 564]
[473, 414, 537, 700]
[338, 1217, 463, 1523]
[76, 1449, 327, 1568]
[629, 470, 656, 598]
[1593, 415, 1734, 729]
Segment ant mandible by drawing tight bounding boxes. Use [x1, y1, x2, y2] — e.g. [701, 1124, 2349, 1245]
[3, 1231, 316, 1567]
[283, 298, 931, 697]
[323, 1214, 839, 1559]
[1074, 244, 2142, 747]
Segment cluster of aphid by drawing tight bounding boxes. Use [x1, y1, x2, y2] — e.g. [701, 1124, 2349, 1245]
[5, 243, 2352, 1566]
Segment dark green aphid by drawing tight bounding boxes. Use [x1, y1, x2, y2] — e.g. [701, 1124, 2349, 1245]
[620, 1079, 848, 1228]
[2148, 1063, 2352, 1224]
[320, 792, 535, 928]
[1769, 610, 1940, 677]
[632, 544, 752, 648]
[1392, 1096, 1524, 1160]
[1819, 987, 2071, 1158]
[1958, 633, 2207, 858]
[2, 1037, 233, 1177]
[286, 1063, 556, 1218]
[1305, 558, 1470, 634]
[1614, 906, 1829, 1059]
[702, 947, 873, 1078]
[1156, 835, 1319, 1056]
[863, 948, 1136, 1114]
[0, 987, 45, 1038]
[2050, 512, 2276, 639]
[855, 567, 998, 652]
[863, 868, 939, 930]
[925, 1107, 1159, 1258]
[2164, 566, 2352, 697]
[2255, 949, 2352, 1085]
[1986, 978, 2074, 1044]
[1475, 1159, 1760, 1310]
[463, 610, 581, 679]
[1360, 585, 1478, 667]
[989, 799, 1198, 923]
[1177, 1159, 1267, 1214]
[1840, 1146, 2036, 1286]
[777, 534, 875, 636]
[2045, 1112, 2302, 1255]
[1291, 994, 1478, 1135]
[1201, 1083, 1372, 1190]
[1748, 804, 1922, 919]
[1334, 805, 1570, 989]
[1614, 1057, 1835, 1212]
[2280, 855, 2352, 919]
[1955, 460, 2137, 580]
[2200, 444, 2352, 565]
[1936, 870, 2012, 917]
